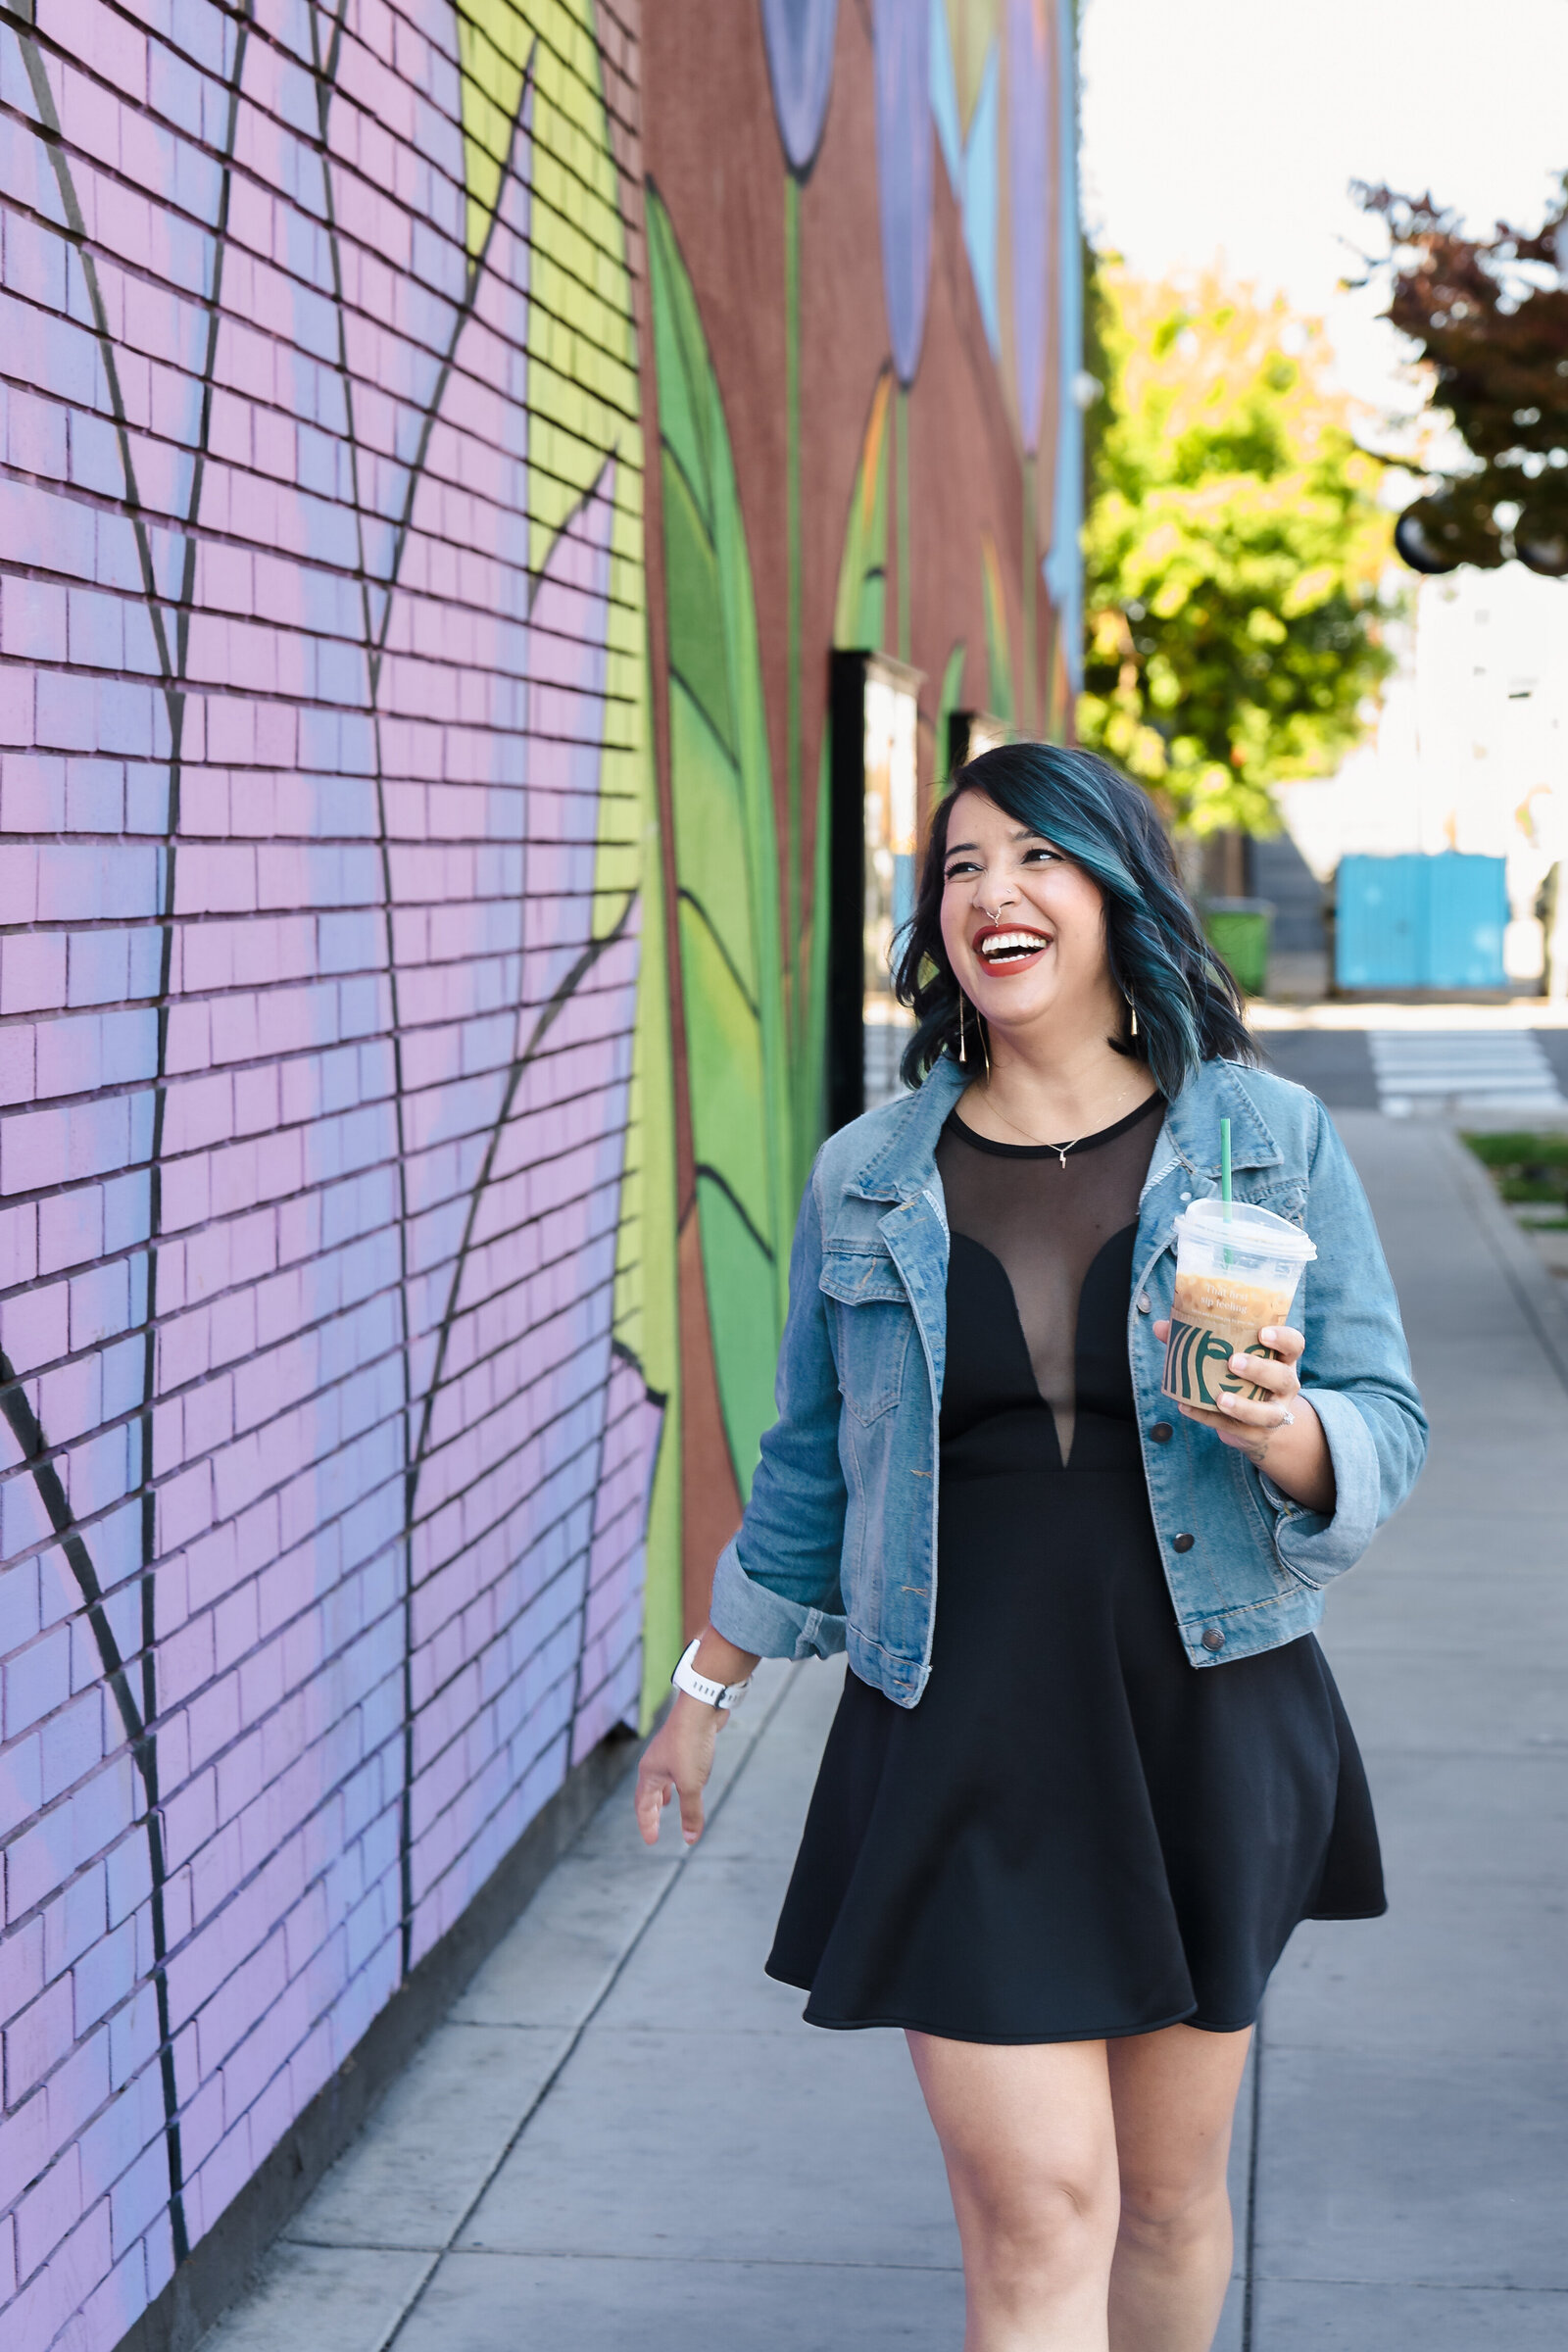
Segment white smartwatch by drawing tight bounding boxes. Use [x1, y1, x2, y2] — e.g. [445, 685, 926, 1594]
[670, 1636, 751, 1711]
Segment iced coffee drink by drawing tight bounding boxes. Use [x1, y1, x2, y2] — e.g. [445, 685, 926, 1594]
[1161, 1200, 1316, 1411]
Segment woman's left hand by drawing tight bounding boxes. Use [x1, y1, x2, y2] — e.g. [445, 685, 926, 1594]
[1151, 1322, 1336, 1512]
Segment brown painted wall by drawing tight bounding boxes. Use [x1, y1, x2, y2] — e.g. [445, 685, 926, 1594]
[639, 1, 1069, 1621]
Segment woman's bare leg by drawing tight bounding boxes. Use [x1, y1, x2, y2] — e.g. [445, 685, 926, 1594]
[907, 2032, 1121, 2351]
[1105, 2024, 1252, 2352]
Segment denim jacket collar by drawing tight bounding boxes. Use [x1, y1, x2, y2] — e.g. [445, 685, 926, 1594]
[1162, 1059, 1283, 1182]
[844, 1055, 968, 1203]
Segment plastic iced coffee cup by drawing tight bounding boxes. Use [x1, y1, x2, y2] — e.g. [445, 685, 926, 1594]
[1161, 1199, 1317, 1411]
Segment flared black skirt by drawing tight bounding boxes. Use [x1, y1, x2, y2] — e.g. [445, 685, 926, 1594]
[767, 1464, 1385, 2043]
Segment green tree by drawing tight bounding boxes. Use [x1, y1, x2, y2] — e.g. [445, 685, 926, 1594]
[1080, 266, 1396, 837]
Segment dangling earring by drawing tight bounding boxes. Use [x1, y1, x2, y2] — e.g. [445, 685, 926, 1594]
[1126, 992, 1139, 1039]
[957, 995, 967, 1064]
[981, 1015, 991, 1080]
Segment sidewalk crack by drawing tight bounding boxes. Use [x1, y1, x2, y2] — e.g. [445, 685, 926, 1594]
[377, 1663, 805, 2349]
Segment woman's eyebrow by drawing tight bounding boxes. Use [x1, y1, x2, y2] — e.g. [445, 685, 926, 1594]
[946, 831, 1048, 857]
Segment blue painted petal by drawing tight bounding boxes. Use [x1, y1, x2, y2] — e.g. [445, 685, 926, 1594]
[961, 42, 1001, 354]
[760, 0, 842, 174]
[1005, 0, 1051, 453]
[874, 0, 934, 388]
[930, 0, 961, 188]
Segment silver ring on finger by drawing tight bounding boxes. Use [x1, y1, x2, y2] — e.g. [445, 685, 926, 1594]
[1278, 1407, 1295, 1426]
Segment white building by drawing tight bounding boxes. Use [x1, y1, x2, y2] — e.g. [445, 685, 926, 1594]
[1278, 563, 1568, 990]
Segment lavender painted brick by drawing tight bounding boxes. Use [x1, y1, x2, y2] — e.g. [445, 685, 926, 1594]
[3, 1975, 74, 2107]
[70, 1915, 136, 2040]
[107, 2136, 169, 2266]
[0, 2091, 51, 2223]
[0, 581, 68, 667]
[14, 2147, 86, 2289]
[4, 1625, 72, 1741]
[0, 1729, 44, 1848]
[0, 9, 658, 2346]
[38, 1695, 104, 1806]
[43, 2040, 112, 2192]
[0, 933, 69, 1019]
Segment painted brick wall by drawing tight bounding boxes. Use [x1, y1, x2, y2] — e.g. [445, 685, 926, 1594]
[0, 2, 669, 2346]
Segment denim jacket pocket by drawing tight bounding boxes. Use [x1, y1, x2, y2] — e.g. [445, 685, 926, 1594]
[820, 1248, 913, 1424]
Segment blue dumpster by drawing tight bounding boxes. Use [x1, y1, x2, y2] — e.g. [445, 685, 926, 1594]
[1335, 853, 1508, 990]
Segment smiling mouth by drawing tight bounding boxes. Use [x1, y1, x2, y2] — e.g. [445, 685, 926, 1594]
[975, 927, 1052, 966]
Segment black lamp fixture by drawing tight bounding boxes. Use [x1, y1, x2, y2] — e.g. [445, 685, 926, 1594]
[1394, 487, 1568, 579]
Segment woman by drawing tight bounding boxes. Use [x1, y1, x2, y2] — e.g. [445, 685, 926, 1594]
[636, 744, 1426, 2351]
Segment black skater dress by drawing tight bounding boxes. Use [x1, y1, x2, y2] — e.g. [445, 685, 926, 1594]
[766, 1092, 1384, 2043]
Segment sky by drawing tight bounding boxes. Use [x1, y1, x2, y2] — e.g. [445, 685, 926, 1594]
[1078, 0, 1568, 433]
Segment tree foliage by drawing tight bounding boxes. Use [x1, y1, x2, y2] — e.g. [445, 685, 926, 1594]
[1355, 182, 1568, 575]
[1079, 267, 1396, 837]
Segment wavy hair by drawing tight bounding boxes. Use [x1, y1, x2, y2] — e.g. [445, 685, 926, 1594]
[894, 743, 1256, 1099]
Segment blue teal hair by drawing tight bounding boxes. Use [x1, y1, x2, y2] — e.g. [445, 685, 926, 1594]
[894, 743, 1255, 1098]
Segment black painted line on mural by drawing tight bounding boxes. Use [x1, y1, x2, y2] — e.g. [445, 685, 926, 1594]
[383, 882, 636, 1965]
[674, 885, 761, 1022]
[306, 0, 425, 1986]
[139, 6, 253, 2269]
[372, 57, 540, 1983]
[0, 1365, 142, 1754]
[0, 1353, 189, 2258]
[564, 1336, 668, 1738]
[405, 876, 637, 1522]
[395, 858, 642, 1767]
[310, 26, 556, 1981]
[14, 32, 174, 676]
[11, 2, 254, 2265]
[367, 47, 541, 689]
[690, 1166, 777, 1266]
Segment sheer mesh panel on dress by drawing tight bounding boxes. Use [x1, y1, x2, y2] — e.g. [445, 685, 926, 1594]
[934, 1090, 1164, 1463]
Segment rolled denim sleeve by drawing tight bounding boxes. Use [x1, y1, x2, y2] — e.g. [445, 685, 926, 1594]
[709, 1160, 851, 1660]
[1260, 1099, 1428, 1583]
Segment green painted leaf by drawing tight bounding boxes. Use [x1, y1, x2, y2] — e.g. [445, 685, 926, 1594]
[833, 368, 893, 652]
[795, 736, 833, 1197]
[787, 365, 899, 1191]
[937, 641, 967, 783]
[981, 531, 1015, 720]
[648, 187, 793, 1499]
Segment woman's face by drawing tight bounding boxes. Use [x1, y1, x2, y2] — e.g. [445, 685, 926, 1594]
[938, 790, 1117, 1046]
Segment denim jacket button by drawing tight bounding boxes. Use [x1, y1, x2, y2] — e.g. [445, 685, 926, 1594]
[1201, 1626, 1225, 1650]
[1173, 1531, 1195, 1552]
[1136, 1293, 1152, 1314]
[1151, 1421, 1173, 1443]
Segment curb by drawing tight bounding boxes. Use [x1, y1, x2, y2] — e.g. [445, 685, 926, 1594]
[1438, 1124, 1568, 1398]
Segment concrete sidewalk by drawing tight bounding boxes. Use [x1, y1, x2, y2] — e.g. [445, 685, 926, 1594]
[199, 1117, 1568, 2352]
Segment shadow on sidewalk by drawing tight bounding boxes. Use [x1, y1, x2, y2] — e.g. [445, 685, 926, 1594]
[198, 1117, 1567, 2352]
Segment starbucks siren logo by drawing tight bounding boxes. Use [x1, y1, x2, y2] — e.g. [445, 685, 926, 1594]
[1164, 1321, 1276, 1408]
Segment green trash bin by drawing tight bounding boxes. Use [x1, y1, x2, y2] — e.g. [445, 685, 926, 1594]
[1203, 898, 1274, 997]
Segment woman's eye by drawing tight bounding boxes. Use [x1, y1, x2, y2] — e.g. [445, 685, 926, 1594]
[944, 860, 979, 881]
[1022, 846, 1059, 864]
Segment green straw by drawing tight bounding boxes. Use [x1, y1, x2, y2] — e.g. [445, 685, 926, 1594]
[1220, 1117, 1233, 1221]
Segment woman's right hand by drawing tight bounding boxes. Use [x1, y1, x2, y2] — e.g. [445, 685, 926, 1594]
[634, 1691, 728, 1848]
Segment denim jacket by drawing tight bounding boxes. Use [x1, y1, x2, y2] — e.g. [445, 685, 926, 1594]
[710, 1054, 1427, 1703]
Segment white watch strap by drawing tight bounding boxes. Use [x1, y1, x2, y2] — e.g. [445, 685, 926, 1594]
[671, 1636, 750, 1710]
